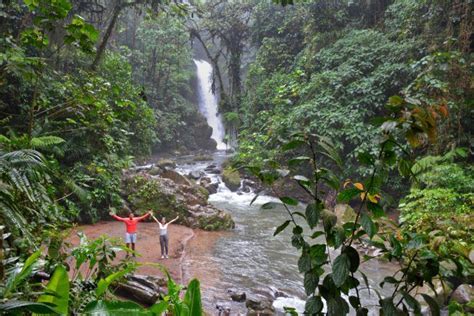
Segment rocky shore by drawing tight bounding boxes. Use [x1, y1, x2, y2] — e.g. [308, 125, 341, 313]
[120, 159, 234, 231]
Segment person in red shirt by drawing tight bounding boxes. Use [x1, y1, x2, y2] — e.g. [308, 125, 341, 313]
[109, 211, 151, 257]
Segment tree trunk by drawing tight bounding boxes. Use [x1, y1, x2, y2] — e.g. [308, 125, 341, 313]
[90, 3, 122, 70]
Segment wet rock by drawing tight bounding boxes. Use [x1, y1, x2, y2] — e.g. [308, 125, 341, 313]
[228, 288, 246, 302]
[188, 170, 203, 180]
[247, 309, 274, 316]
[114, 280, 162, 306]
[203, 182, 218, 195]
[207, 168, 222, 174]
[216, 302, 232, 315]
[267, 286, 288, 298]
[193, 154, 213, 162]
[451, 284, 474, 305]
[222, 167, 241, 192]
[245, 294, 274, 311]
[148, 166, 162, 176]
[161, 169, 192, 186]
[126, 275, 166, 291]
[121, 172, 234, 231]
[156, 159, 176, 169]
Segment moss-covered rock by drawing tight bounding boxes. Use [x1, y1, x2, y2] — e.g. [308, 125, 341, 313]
[222, 167, 241, 191]
[121, 172, 234, 230]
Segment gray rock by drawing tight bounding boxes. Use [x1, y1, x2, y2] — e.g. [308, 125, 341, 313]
[161, 169, 192, 186]
[247, 309, 274, 316]
[203, 182, 218, 194]
[216, 302, 231, 316]
[148, 166, 162, 176]
[245, 294, 273, 311]
[228, 288, 246, 302]
[451, 284, 473, 305]
[114, 280, 161, 306]
[207, 168, 222, 174]
[126, 275, 166, 291]
[188, 170, 202, 180]
[156, 159, 176, 169]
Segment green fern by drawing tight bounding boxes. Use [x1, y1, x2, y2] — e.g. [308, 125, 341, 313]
[30, 136, 65, 149]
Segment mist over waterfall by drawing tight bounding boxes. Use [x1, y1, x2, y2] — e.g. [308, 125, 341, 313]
[194, 59, 226, 150]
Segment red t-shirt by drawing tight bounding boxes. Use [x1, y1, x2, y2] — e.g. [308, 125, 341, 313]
[112, 213, 150, 233]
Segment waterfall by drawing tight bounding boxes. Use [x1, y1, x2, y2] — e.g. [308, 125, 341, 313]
[193, 59, 226, 150]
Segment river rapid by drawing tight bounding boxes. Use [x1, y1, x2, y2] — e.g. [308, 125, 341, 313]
[174, 151, 398, 315]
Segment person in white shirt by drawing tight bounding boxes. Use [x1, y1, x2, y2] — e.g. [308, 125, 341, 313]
[151, 212, 179, 259]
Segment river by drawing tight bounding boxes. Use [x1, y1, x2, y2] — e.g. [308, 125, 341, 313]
[174, 151, 398, 315]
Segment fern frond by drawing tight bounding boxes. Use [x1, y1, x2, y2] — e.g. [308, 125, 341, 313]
[30, 136, 65, 149]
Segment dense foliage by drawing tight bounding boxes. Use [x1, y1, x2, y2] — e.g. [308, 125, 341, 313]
[0, 0, 472, 315]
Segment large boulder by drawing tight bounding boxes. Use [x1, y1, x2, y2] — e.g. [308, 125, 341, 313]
[121, 172, 234, 230]
[451, 284, 474, 305]
[161, 169, 192, 186]
[222, 167, 241, 192]
[156, 159, 176, 169]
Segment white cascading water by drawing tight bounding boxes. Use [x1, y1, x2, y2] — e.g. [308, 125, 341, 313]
[193, 59, 226, 150]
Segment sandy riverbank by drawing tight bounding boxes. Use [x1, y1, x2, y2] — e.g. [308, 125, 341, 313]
[68, 220, 224, 288]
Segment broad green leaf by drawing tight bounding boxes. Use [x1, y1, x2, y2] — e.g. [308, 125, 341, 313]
[421, 294, 440, 316]
[305, 203, 321, 228]
[332, 253, 350, 287]
[349, 295, 360, 308]
[288, 156, 311, 167]
[344, 246, 360, 273]
[183, 279, 202, 316]
[361, 213, 377, 238]
[83, 300, 150, 315]
[274, 220, 291, 236]
[36, 265, 69, 315]
[304, 272, 319, 295]
[280, 196, 298, 206]
[0, 301, 58, 314]
[96, 266, 133, 297]
[367, 202, 384, 218]
[401, 291, 421, 315]
[282, 139, 305, 151]
[5, 250, 41, 296]
[149, 301, 168, 314]
[309, 244, 327, 265]
[298, 252, 311, 273]
[305, 296, 323, 314]
[379, 297, 401, 316]
[337, 187, 361, 203]
[327, 296, 349, 315]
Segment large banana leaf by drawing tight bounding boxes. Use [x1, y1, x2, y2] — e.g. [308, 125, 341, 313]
[35, 265, 69, 315]
[83, 300, 153, 316]
[183, 279, 202, 316]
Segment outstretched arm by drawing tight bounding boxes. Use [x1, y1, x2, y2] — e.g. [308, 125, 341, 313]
[110, 213, 126, 222]
[135, 211, 151, 221]
[168, 216, 179, 224]
[151, 214, 160, 224]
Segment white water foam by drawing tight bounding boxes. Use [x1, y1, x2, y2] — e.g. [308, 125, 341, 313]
[193, 59, 226, 150]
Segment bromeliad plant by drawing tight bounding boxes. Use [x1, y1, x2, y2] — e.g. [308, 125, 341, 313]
[239, 95, 468, 315]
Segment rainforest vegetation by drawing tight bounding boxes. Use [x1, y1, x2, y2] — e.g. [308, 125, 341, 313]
[0, 0, 472, 315]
